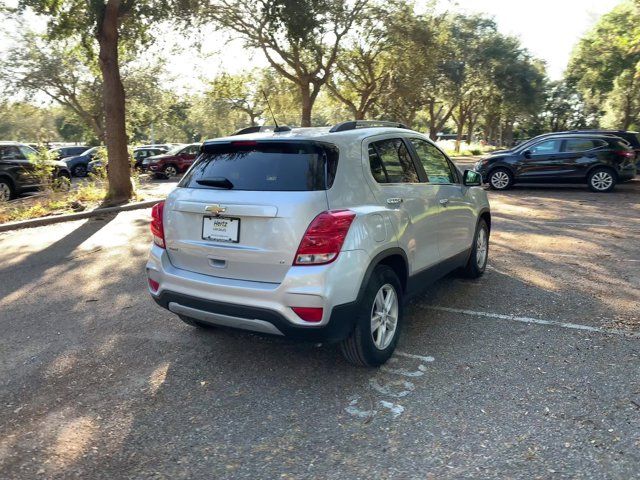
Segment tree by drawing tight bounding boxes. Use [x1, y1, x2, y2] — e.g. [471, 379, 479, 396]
[208, 71, 266, 126]
[207, 0, 367, 127]
[566, 1, 640, 129]
[18, 0, 187, 204]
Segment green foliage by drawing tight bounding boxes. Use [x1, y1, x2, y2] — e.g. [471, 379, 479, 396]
[566, 1, 640, 129]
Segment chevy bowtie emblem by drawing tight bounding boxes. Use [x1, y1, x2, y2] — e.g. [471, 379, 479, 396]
[205, 204, 227, 215]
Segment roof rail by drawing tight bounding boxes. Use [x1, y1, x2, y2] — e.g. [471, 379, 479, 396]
[329, 120, 409, 133]
[231, 125, 292, 136]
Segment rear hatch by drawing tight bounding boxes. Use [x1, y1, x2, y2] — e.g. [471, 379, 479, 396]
[163, 139, 339, 283]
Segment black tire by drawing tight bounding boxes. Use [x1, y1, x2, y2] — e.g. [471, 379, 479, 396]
[0, 178, 14, 202]
[73, 164, 88, 177]
[588, 167, 617, 193]
[163, 164, 178, 178]
[462, 218, 489, 278]
[340, 265, 403, 367]
[179, 315, 214, 329]
[488, 168, 513, 190]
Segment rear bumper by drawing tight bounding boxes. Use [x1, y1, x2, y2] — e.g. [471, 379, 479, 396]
[152, 290, 358, 342]
[146, 245, 368, 342]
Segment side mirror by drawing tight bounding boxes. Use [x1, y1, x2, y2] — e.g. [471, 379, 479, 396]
[463, 169, 482, 186]
[523, 150, 532, 159]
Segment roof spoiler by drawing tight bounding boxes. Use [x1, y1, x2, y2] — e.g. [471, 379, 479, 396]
[231, 125, 292, 136]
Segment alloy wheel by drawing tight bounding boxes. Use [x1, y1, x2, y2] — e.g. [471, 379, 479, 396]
[591, 171, 613, 191]
[370, 284, 399, 350]
[164, 166, 178, 177]
[490, 171, 510, 189]
[0, 182, 10, 202]
[476, 227, 488, 269]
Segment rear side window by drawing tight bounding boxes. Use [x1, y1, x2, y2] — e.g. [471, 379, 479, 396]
[563, 139, 606, 152]
[180, 141, 339, 191]
[368, 138, 419, 183]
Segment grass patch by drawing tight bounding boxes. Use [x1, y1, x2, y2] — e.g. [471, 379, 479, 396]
[0, 176, 145, 224]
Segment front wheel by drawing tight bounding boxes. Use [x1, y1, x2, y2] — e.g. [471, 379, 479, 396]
[588, 168, 616, 192]
[0, 179, 14, 202]
[488, 168, 513, 190]
[462, 218, 489, 278]
[163, 164, 178, 178]
[73, 164, 88, 177]
[340, 265, 403, 367]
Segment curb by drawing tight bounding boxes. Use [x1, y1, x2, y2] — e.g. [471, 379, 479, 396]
[0, 199, 160, 233]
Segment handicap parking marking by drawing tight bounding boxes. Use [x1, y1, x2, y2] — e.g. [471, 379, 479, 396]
[344, 351, 434, 421]
[423, 305, 640, 339]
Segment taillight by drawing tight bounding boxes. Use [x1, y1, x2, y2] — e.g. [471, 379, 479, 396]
[291, 307, 323, 322]
[293, 210, 356, 265]
[148, 278, 159, 292]
[150, 201, 165, 248]
[615, 150, 635, 159]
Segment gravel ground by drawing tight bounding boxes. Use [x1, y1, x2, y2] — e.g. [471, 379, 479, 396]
[0, 174, 639, 479]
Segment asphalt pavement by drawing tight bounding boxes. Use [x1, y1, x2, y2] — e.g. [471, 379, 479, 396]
[0, 175, 639, 479]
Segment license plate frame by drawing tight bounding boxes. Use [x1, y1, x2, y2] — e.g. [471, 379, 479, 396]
[202, 216, 240, 243]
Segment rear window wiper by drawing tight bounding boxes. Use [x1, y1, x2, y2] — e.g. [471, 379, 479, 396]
[196, 177, 234, 189]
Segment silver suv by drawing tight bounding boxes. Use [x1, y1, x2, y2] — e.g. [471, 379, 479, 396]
[146, 121, 491, 366]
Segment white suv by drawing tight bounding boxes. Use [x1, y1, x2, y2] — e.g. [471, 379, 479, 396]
[146, 121, 491, 366]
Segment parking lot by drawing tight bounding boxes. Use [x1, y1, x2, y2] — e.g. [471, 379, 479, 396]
[0, 173, 639, 478]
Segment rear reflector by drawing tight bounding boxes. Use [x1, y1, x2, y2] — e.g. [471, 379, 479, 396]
[150, 201, 165, 248]
[291, 307, 323, 322]
[148, 278, 159, 292]
[294, 210, 356, 266]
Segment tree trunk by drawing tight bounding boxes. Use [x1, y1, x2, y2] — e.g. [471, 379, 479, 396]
[300, 84, 313, 127]
[98, 0, 132, 205]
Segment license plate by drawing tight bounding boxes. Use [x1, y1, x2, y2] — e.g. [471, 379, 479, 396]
[202, 216, 240, 243]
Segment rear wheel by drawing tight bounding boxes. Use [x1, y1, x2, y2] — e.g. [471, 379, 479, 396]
[73, 164, 88, 177]
[340, 265, 403, 367]
[0, 179, 14, 202]
[163, 164, 178, 178]
[462, 218, 489, 278]
[179, 315, 214, 329]
[488, 168, 513, 190]
[588, 167, 616, 192]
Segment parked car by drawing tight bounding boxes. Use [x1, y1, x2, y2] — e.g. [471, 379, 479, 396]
[499, 130, 640, 165]
[146, 121, 491, 366]
[0, 141, 71, 202]
[133, 146, 168, 170]
[476, 134, 637, 192]
[64, 146, 101, 177]
[50, 145, 87, 160]
[145, 143, 200, 178]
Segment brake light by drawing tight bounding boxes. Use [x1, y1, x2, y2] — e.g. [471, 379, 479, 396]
[291, 307, 323, 322]
[294, 210, 356, 265]
[231, 140, 258, 147]
[615, 150, 635, 159]
[150, 201, 165, 248]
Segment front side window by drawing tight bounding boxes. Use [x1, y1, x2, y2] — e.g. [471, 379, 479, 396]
[529, 139, 561, 155]
[0, 146, 23, 160]
[368, 138, 419, 184]
[410, 138, 456, 184]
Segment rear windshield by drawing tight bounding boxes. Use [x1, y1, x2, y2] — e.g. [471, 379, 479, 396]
[179, 141, 339, 191]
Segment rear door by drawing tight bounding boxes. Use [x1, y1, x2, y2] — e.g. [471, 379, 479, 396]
[163, 140, 336, 283]
[408, 138, 476, 260]
[560, 138, 607, 180]
[365, 137, 441, 273]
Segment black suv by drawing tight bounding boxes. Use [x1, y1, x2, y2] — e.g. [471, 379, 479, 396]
[0, 142, 71, 202]
[476, 134, 637, 192]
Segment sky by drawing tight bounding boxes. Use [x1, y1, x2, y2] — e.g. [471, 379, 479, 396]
[447, 0, 621, 79]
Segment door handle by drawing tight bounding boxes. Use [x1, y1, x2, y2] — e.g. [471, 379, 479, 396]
[439, 198, 450, 206]
[386, 197, 403, 205]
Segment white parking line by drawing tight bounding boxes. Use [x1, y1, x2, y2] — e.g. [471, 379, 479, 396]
[424, 306, 640, 339]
